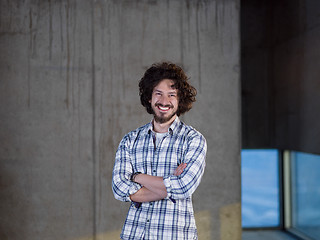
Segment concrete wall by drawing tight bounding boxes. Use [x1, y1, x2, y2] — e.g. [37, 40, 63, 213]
[242, 0, 320, 154]
[0, 1, 241, 239]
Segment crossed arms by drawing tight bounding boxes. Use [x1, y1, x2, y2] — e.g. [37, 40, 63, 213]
[112, 132, 207, 204]
[129, 163, 187, 202]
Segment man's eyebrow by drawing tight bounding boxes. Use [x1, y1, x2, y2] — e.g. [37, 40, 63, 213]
[153, 89, 177, 93]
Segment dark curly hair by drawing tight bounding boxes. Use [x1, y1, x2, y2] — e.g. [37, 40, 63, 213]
[139, 62, 197, 116]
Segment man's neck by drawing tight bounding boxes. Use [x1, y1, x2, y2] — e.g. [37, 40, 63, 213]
[153, 115, 177, 133]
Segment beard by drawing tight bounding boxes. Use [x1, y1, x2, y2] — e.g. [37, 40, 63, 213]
[154, 111, 177, 124]
[153, 103, 177, 124]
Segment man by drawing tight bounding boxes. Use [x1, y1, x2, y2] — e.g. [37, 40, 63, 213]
[112, 62, 207, 239]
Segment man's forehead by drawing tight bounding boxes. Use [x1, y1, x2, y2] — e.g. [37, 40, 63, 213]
[153, 87, 177, 93]
[154, 85, 177, 90]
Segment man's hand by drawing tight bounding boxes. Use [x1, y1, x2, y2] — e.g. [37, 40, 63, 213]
[173, 163, 187, 176]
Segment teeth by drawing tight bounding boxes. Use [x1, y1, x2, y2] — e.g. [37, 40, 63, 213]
[159, 106, 169, 111]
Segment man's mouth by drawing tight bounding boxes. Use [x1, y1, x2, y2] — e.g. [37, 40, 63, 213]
[158, 106, 170, 111]
[156, 104, 172, 112]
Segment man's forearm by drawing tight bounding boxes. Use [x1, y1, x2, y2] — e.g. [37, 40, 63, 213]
[134, 174, 167, 198]
[130, 186, 164, 202]
[130, 163, 187, 203]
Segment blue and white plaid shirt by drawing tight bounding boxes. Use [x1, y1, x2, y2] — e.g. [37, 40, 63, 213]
[112, 117, 207, 240]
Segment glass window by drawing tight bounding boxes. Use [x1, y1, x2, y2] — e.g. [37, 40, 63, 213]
[291, 151, 320, 239]
[241, 149, 280, 228]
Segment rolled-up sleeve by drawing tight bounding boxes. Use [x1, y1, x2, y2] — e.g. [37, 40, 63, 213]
[112, 135, 142, 202]
[163, 133, 206, 200]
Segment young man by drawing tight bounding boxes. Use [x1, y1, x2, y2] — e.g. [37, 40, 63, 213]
[112, 62, 207, 239]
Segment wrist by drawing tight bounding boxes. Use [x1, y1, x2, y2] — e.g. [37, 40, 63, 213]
[131, 172, 142, 183]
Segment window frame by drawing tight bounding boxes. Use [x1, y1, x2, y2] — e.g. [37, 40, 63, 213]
[242, 149, 320, 240]
[283, 150, 319, 240]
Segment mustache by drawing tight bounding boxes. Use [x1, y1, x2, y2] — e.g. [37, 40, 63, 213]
[155, 103, 173, 108]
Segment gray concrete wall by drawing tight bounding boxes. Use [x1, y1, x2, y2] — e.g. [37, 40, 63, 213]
[242, 0, 320, 154]
[0, 1, 241, 240]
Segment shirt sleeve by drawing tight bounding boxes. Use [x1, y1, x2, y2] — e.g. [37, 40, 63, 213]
[112, 135, 142, 202]
[163, 132, 207, 200]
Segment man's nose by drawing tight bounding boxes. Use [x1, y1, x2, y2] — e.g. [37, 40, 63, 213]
[159, 95, 170, 105]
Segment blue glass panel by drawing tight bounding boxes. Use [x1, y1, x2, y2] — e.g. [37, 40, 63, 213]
[241, 149, 280, 227]
[291, 151, 320, 239]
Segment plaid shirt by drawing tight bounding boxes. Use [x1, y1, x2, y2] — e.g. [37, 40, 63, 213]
[112, 117, 207, 240]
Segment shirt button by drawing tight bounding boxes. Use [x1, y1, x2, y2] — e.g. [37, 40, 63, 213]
[147, 219, 150, 222]
[153, 170, 156, 173]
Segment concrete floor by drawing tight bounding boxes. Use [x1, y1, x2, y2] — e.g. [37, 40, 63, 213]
[242, 230, 299, 240]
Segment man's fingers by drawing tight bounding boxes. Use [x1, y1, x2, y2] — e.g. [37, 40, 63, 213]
[174, 163, 187, 176]
[178, 163, 187, 171]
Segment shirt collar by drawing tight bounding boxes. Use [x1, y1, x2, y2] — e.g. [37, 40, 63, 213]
[147, 116, 180, 135]
[168, 116, 180, 135]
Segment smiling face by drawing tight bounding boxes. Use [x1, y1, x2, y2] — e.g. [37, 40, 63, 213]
[149, 79, 179, 124]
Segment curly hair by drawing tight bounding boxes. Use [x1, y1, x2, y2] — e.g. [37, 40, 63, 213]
[139, 62, 197, 116]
